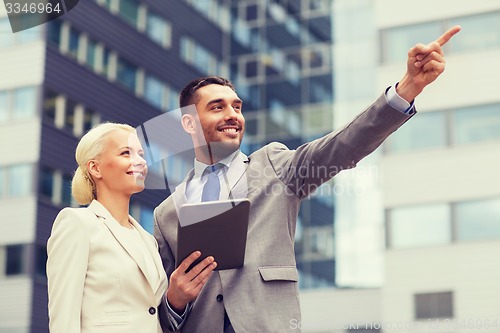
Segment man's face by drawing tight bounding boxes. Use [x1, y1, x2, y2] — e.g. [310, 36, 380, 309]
[193, 84, 245, 159]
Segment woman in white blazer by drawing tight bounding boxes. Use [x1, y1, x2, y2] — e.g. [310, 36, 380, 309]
[47, 123, 216, 333]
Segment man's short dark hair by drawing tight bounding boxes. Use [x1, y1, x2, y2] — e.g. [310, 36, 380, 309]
[179, 76, 236, 111]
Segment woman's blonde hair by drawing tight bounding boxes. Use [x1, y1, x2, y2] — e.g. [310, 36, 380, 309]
[72, 122, 136, 205]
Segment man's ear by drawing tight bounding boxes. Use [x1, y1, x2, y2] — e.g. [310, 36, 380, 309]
[181, 114, 196, 135]
[87, 160, 102, 179]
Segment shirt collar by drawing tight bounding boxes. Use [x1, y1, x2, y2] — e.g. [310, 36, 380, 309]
[193, 149, 240, 179]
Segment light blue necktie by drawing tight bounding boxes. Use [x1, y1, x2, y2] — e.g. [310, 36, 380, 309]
[201, 164, 222, 202]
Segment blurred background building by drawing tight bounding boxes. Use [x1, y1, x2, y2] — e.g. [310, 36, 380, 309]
[1, 0, 500, 333]
[301, 0, 500, 332]
[0, 0, 334, 332]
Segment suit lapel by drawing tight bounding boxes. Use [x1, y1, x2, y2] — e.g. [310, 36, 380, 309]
[87, 200, 159, 294]
[221, 151, 249, 200]
[171, 169, 195, 211]
[129, 217, 168, 297]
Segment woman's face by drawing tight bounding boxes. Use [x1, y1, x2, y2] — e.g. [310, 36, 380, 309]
[91, 129, 148, 197]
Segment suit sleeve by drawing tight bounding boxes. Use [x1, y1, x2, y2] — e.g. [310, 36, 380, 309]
[268, 93, 415, 199]
[154, 206, 192, 332]
[153, 206, 176, 279]
[46, 209, 90, 333]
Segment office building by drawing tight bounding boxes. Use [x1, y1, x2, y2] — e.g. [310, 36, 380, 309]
[228, 0, 335, 289]
[0, 1, 335, 332]
[300, 0, 500, 332]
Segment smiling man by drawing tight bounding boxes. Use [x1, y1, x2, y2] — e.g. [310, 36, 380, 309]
[154, 26, 461, 333]
[180, 80, 245, 166]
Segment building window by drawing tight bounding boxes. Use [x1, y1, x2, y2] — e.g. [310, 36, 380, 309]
[118, 0, 140, 27]
[67, 26, 80, 59]
[146, 12, 171, 48]
[380, 22, 442, 64]
[45, 19, 150, 98]
[35, 244, 47, 278]
[86, 38, 99, 71]
[47, 19, 62, 47]
[415, 291, 453, 319]
[42, 90, 58, 123]
[303, 45, 330, 72]
[185, 0, 230, 31]
[305, 0, 331, 15]
[386, 103, 500, 154]
[144, 75, 165, 110]
[453, 104, 500, 145]
[456, 198, 500, 241]
[347, 329, 380, 333]
[0, 90, 8, 123]
[38, 167, 75, 207]
[449, 12, 500, 53]
[116, 57, 138, 92]
[0, 17, 41, 47]
[242, 3, 260, 22]
[0, 164, 33, 199]
[61, 174, 73, 206]
[244, 58, 260, 79]
[387, 111, 447, 153]
[64, 99, 77, 132]
[12, 86, 38, 120]
[180, 37, 219, 75]
[166, 86, 178, 112]
[5, 244, 28, 276]
[83, 109, 100, 134]
[39, 167, 54, 199]
[102, 47, 112, 78]
[8, 164, 33, 197]
[0, 166, 5, 198]
[389, 204, 451, 249]
[382, 12, 500, 64]
[233, 18, 251, 47]
[139, 206, 154, 234]
[100, 0, 114, 11]
[0, 18, 12, 48]
[43, 90, 101, 137]
[285, 60, 300, 86]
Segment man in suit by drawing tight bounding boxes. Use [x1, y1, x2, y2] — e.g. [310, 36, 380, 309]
[154, 26, 461, 332]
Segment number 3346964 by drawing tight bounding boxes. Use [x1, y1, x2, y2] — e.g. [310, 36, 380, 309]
[5, 2, 62, 14]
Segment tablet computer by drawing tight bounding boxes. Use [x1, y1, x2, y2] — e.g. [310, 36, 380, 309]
[176, 198, 250, 271]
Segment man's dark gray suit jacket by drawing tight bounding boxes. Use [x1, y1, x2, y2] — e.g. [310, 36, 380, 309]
[154, 94, 414, 332]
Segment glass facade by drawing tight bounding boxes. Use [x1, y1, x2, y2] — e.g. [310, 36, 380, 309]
[449, 12, 500, 53]
[389, 204, 451, 249]
[118, 0, 140, 27]
[0, 90, 8, 122]
[0, 17, 41, 47]
[456, 198, 500, 241]
[146, 11, 172, 48]
[387, 197, 500, 248]
[386, 111, 447, 152]
[0, 167, 5, 198]
[5, 245, 27, 276]
[116, 57, 138, 92]
[386, 103, 500, 153]
[229, 0, 335, 288]
[381, 11, 500, 64]
[453, 104, 500, 145]
[0, 87, 38, 123]
[8, 164, 33, 198]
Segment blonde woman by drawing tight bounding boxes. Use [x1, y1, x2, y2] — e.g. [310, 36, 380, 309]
[47, 123, 216, 333]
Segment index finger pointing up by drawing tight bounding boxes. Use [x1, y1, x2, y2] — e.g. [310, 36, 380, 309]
[436, 25, 461, 46]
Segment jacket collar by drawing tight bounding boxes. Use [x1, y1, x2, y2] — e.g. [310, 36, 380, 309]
[171, 150, 250, 211]
[87, 200, 167, 298]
